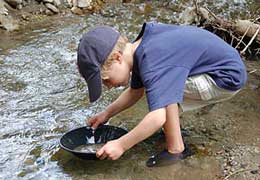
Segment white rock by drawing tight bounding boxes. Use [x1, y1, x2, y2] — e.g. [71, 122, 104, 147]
[77, 0, 91, 8]
[45, 3, 59, 13]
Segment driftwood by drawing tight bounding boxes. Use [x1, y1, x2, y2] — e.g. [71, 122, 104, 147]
[182, 1, 260, 58]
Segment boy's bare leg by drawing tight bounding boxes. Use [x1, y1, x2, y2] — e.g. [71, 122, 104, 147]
[163, 104, 185, 153]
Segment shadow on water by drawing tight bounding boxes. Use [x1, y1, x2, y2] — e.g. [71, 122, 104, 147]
[0, 1, 260, 180]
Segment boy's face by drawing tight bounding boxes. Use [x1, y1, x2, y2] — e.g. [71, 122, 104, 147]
[102, 52, 131, 89]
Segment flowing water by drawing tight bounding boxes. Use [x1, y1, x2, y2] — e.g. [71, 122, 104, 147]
[0, 1, 259, 180]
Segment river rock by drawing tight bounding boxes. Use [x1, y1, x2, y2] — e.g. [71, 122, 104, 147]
[45, 3, 59, 13]
[4, 0, 22, 8]
[77, 0, 91, 8]
[71, 6, 83, 15]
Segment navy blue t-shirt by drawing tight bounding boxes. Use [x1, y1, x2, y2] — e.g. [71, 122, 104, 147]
[131, 22, 247, 111]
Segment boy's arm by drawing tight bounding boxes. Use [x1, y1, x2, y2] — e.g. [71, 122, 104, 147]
[87, 87, 144, 128]
[118, 108, 166, 150]
[105, 87, 144, 119]
[96, 108, 166, 160]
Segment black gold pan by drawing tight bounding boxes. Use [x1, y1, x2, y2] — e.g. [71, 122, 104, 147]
[59, 125, 128, 160]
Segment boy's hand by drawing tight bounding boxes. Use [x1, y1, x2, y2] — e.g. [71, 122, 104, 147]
[86, 111, 109, 129]
[96, 139, 125, 160]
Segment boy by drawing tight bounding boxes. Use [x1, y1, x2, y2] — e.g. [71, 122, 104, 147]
[77, 22, 247, 167]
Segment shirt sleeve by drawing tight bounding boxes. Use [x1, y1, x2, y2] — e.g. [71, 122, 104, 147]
[144, 66, 189, 111]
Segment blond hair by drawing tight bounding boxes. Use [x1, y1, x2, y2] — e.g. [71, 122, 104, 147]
[101, 35, 128, 79]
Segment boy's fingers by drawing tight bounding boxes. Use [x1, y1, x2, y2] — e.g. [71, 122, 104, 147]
[92, 121, 100, 129]
[86, 120, 91, 125]
[100, 153, 108, 160]
[86, 117, 97, 126]
[96, 147, 104, 158]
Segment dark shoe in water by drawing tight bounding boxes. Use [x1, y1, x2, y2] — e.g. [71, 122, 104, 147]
[146, 145, 194, 167]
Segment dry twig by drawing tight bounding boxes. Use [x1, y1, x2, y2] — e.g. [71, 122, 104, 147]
[223, 168, 254, 180]
[241, 26, 260, 54]
[235, 25, 252, 49]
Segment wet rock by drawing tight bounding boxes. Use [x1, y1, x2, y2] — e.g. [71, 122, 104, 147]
[45, 3, 59, 13]
[77, 0, 91, 8]
[4, 0, 22, 9]
[36, 157, 45, 165]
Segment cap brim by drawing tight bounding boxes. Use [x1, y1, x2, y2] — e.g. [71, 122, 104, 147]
[86, 72, 102, 103]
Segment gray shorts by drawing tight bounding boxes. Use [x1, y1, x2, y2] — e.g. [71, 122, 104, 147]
[179, 74, 240, 112]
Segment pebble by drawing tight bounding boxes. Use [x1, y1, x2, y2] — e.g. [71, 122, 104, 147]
[250, 170, 258, 174]
[230, 160, 238, 166]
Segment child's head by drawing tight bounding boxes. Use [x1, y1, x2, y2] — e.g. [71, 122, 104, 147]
[101, 35, 130, 88]
[77, 26, 129, 102]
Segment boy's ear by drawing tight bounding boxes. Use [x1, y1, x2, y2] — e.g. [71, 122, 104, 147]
[112, 51, 123, 63]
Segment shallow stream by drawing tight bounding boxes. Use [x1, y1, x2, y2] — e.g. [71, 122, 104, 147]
[0, 1, 259, 179]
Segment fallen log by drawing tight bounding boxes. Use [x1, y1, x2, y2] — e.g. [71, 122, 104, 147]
[180, 5, 260, 57]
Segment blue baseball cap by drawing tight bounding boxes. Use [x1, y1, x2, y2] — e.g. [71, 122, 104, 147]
[77, 26, 120, 102]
